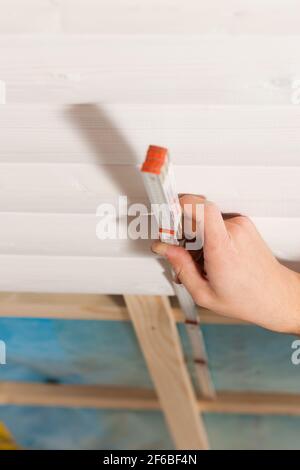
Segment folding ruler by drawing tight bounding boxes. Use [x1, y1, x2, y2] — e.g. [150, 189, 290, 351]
[141, 145, 215, 398]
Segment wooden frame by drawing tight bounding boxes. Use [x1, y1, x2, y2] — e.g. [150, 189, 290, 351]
[1, 382, 300, 417]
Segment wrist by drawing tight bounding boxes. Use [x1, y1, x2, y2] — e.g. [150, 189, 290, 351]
[280, 266, 300, 334]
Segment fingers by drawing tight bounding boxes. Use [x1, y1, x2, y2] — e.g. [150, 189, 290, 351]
[152, 241, 213, 306]
[179, 195, 229, 251]
[203, 201, 229, 251]
[150, 195, 230, 306]
[179, 194, 205, 233]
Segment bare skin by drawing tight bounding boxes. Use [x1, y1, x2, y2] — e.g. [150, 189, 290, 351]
[152, 195, 300, 334]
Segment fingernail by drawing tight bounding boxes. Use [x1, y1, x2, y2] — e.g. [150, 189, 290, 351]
[151, 241, 169, 257]
[179, 193, 207, 200]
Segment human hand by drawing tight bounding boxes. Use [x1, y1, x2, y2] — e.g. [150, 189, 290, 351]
[152, 195, 300, 334]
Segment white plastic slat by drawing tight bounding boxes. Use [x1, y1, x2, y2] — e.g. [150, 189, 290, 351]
[0, 164, 299, 217]
[1, 35, 300, 105]
[1, 105, 300, 166]
[1, 0, 299, 35]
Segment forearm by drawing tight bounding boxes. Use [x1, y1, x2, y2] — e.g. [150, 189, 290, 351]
[278, 265, 300, 335]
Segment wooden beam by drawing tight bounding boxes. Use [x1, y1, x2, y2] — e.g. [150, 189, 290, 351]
[1, 382, 300, 418]
[0, 292, 246, 324]
[195, 309, 248, 325]
[197, 391, 300, 416]
[0, 293, 129, 321]
[124, 295, 209, 450]
[0, 382, 158, 410]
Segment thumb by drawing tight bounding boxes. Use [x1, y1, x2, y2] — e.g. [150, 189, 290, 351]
[152, 242, 213, 307]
